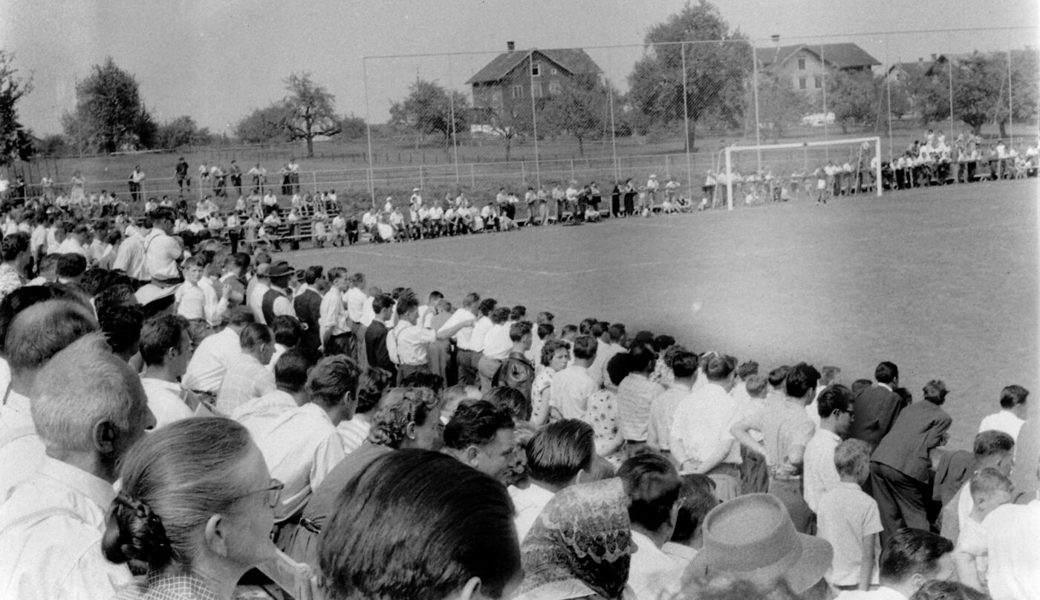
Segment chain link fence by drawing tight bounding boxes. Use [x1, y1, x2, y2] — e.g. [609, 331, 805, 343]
[7, 27, 1036, 212]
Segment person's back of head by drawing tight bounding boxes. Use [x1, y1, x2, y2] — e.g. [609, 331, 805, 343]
[606, 351, 633, 387]
[572, 334, 597, 362]
[785, 362, 820, 400]
[31, 334, 153, 471]
[618, 451, 682, 535]
[879, 528, 954, 588]
[851, 378, 873, 395]
[607, 323, 625, 343]
[274, 349, 312, 394]
[56, 253, 87, 281]
[307, 355, 361, 411]
[972, 430, 1015, 475]
[139, 314, 190, 369]
[318, 450, 520, 600]
[590, 321, 607, 339]
[270, 315, 302, 348]
[490, 306, 510, 325]
[476, 297, 497, 316]
[304, 265, 323, 285]
[922, 380, 949, 405]
[736, 360, 759, 381]
[509, 320, 532, 344]
[355, 367, 393, 416]
[671, 474, 718, 546]
[999, 384, 1028, 411]
[367, 387, 443, 450]
[526, 419, 595, 489]
[875, 361, 899, 385]
[98, 304, 145, 360]
[226, 306, 256, 329]
[819, 366, 841, 387]
[395, 292, 419, 318]
[5, 297, 98, 379]
[509, 305, 526, 322]
[745, 374, 768, 399]
[240, 323, 273, 353]
[102, 418, 261, 575]
[833, 438, 872, 484]
[483, 386, 530, 422]
[443, 399, 515, 451]
[671, 350, 699, 381]
[908, 579, 992, 600]
[702, 352, 737, 383]
[968, 467, 1013, 517]
[652, 334, 675, 354]
[766, 365, 789, 389]
[817, 383, 854, 418]
[0, 285, 84, 357]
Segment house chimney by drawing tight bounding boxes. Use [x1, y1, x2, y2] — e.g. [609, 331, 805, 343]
[507, 41, 515, 52]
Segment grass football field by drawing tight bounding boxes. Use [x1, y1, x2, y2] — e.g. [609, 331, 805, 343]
[285, 178, 1038, 450]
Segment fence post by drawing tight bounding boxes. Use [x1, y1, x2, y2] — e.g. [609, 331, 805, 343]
[311, 171, 317, 194]
[470, 163, 475, 188]
[521, 160, 527, 186]
[569, 159, 575, 182]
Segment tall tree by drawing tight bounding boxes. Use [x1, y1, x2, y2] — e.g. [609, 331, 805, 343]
[989, 48, 1039, 139]
[0, 50, 35, 165]
[917, 52, 1004, 136]
[539, 74, 607, 157]
[339, 114, 367, 140]
[389, 79, 469, 151]
[283, 73, 341, 158]
[627, 0, 752, 151]
[63, 57, 155, 152]
[235, 103, 292, 144]
[827, 71, 883, 134]
[479, 104, 533, 161]
[755, 71, 811, 140]
[157, 115, 213, 149]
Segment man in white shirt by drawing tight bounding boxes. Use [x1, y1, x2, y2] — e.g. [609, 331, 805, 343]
[343, 272, 367, 328]
[182, 307, 255, 394]
[978, 384, 1028, 441]
[835, 529, 954, 599]
[439, 292, 480, 385]
[319, 267, 349, 347]
[142, 207, 183, 283]
[803, 384, 855, 514]
[939, 430, 1016, 547]
[247, 262, 272, 324]
[510, 420, 596, 541]
[216, 322, 277, 414]
[386, 293, 470, 383]
[233, 352, 352, 525]
[0, 298, 99, 500]
[596, 324, 627, 390]
[57, 223, 89, 257]
[477, 307, 513, 393]
[0, 334, 155, 600]
[175, 256, 229, 328]
[550, 334, 598, 421]
[138, 315, 194, 430]
[619, 453, 686, 600]
[670, 353, 743, 501]
[647, 350, 698, 454]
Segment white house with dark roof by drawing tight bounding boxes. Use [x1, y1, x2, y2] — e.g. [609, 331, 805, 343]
[755, 42, 881, 96]
[467, 41, 601, 129]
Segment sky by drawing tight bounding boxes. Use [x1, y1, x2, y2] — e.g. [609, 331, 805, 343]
[2, 0, 1036, 136]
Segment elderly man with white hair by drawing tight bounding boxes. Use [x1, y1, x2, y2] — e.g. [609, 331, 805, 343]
[0, 334, 156, 600]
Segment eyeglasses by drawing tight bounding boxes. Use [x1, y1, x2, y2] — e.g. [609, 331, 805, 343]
[236, 478, 284, 509]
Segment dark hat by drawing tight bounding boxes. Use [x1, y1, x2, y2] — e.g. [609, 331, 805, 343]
[267, 261, 294, 279]
[685, 493, 832, 593]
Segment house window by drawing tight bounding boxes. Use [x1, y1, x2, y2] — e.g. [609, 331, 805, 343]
[512, 84, 524, 99]
[798, 58, 806, 70]
[814, 76, 822, 89]
[532, 63, 541, 77]
[799, 77, 807, 90]
[551, 68, 558, 75]
[549, 81, 562, 95]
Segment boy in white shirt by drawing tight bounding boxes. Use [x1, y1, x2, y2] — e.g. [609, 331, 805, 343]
[978, 384, 1028, 441]
[817, 438, 882, 593]
[953, 468, 1014, 592]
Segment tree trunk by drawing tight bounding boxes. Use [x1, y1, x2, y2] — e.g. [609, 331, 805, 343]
[577, 135, 584, 157]
[305, 135, 314, 158]
[998, 119, 1008, 139]
[685, 127, 696, 154]
[504, 136, 512, 162]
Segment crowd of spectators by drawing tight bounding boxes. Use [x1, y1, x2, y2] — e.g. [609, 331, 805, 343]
[0, 208, 1036, 600]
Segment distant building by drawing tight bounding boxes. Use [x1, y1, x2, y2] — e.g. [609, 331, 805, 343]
[466, 41, 601, 130]
[755, 42, 881, 96]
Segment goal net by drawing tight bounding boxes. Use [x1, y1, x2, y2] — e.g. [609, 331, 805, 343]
[721, 136, 882, 210]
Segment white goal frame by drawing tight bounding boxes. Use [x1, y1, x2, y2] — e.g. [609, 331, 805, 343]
[723, 136, 882, 210]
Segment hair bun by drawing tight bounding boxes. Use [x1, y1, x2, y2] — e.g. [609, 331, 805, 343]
[102, 493, 173, 568]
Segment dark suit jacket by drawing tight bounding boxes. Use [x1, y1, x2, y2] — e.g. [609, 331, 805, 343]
[851, 384, 905, 446]
[872, 400, 953, 482]
[293, 288, 322, 355]
[364, 319, 394, 376]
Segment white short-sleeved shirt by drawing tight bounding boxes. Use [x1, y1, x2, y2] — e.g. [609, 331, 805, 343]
[182, 326, 241, 393]
[616, 373, 665, 442]
[216, 353, 276, 415]
[817, 482, 882, 587]
[139, 378, 193, 430]
[803, 428, 842, 513]
[550, 365, 597, 421]
[509, 483, 555, 543]
[647, 386, 691, 451]
[978, 410, 1025, 441]
[0, 457, 133, 600]
[959, 500, 1040, 600]
[232, 391, 345, 521]
[669, 382, 743, 471]
[628, 530, 685, 600]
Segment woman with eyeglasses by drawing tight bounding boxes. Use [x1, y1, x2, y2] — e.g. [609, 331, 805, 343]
[102, 417, 283, 600]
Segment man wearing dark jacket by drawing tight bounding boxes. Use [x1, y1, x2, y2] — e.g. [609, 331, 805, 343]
[851, 361, 907, 446]
[871, 379, 953, 542]
[293, 266, 323, 356]
[364, 294, 395, 381]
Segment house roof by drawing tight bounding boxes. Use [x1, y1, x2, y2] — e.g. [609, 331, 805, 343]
[887, 61, 927, 78]
[755, 43, 881, 70]
[466, 48, 601, 85]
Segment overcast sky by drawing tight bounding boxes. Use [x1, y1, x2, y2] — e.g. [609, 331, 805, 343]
[3, 0, 1035, 136]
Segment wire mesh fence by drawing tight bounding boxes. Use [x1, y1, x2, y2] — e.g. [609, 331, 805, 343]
[6, 27, 1037, 212]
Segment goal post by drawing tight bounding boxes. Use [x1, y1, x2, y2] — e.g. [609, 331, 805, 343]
[723, 136, 882, 210]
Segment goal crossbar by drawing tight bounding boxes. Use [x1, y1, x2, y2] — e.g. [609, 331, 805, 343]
[723, 136, 882, 210]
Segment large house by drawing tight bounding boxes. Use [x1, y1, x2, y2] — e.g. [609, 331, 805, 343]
[755, 42, 881, 94]
[466, 42, 601, 131]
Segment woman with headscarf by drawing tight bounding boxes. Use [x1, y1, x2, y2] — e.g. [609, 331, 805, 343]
[515, 478, 635, 600]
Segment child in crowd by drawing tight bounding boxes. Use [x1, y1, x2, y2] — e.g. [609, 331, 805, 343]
[817, 438, 882, 593]
[954, 467, 1014, 591]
